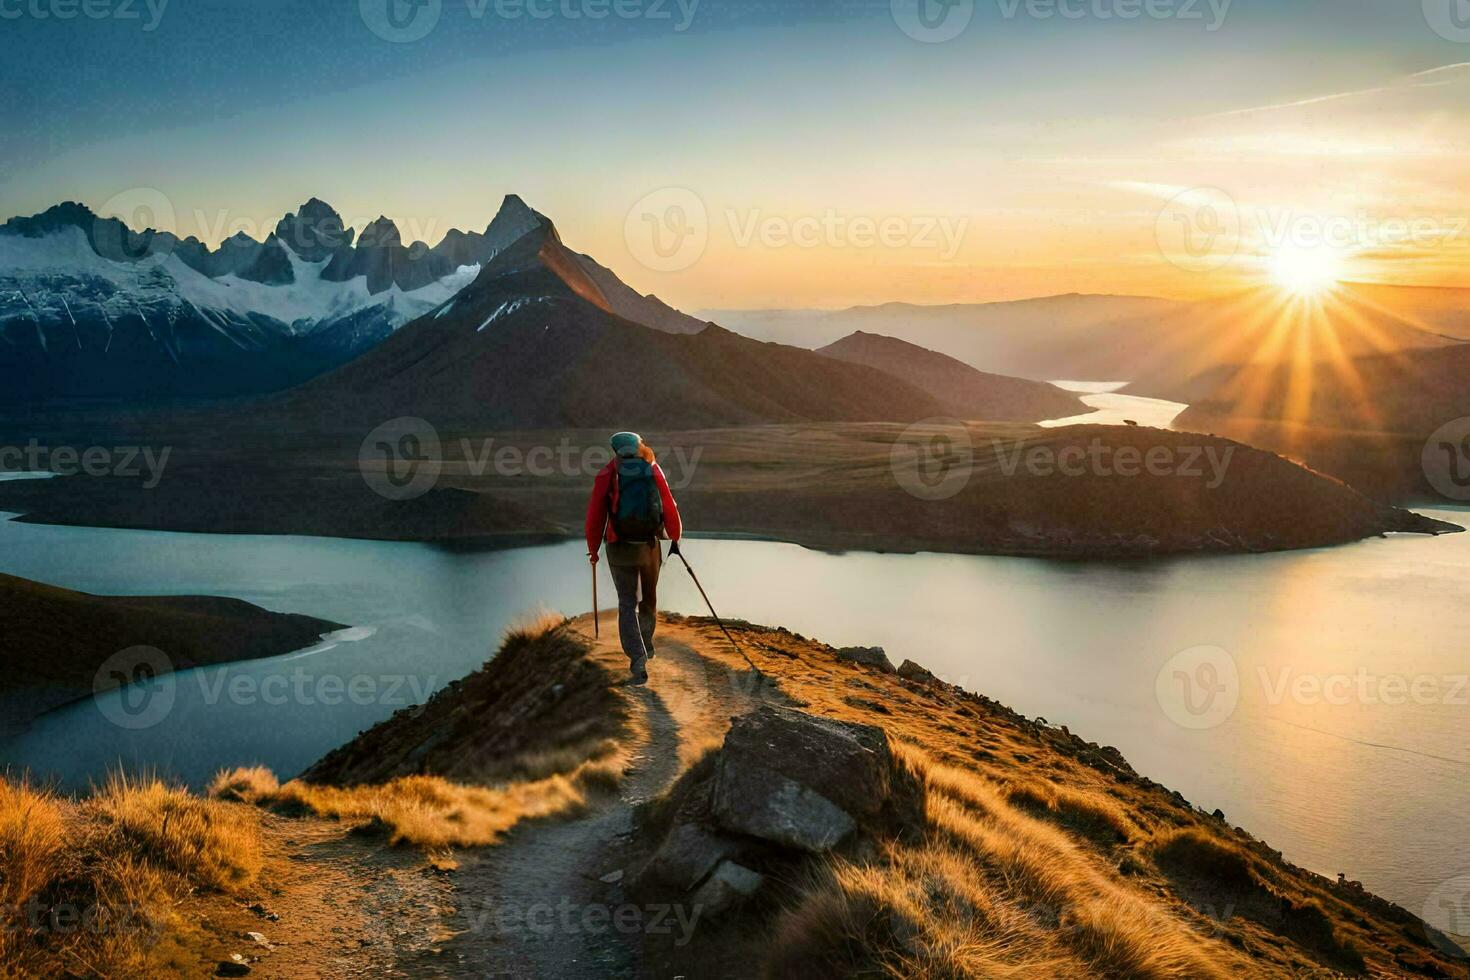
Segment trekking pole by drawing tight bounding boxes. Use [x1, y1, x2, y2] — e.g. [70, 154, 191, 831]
[668, 541, 763, 678]
[591, 559, 600, 639]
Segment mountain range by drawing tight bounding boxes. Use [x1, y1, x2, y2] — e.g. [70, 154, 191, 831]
[0, 195, 712, 405]
[269, 201, 1085, 428]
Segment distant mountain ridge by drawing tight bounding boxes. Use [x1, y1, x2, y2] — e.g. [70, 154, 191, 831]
[272, 204, 963, 428]
[816, 331, 1085, 421]
[707, 288, 1464, 401]
[0, 194, 705, 405]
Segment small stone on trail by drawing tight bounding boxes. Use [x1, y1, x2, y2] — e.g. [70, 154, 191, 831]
[598, 869, 624, 884]
[215, 955, 251, 977]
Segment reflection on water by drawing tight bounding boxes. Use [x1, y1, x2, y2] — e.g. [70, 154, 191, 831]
[0, 510, 1467, 919]
[1041, 379, 1189, 429]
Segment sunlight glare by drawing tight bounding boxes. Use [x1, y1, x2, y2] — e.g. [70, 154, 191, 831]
[1269, 244, 1343, 298]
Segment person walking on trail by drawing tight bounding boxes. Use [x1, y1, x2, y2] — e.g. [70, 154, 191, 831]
[586, 432, 682, 685]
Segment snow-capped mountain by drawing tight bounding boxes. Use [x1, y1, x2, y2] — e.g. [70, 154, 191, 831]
[0, 195, 579, 404]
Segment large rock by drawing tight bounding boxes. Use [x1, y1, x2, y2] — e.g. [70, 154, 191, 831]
[709, 705, 901, 852]
[689, 860, 764, 916]
[897, 659, 938, 684]
[639, 823, 740, 892]
[835, 646, 896, 673]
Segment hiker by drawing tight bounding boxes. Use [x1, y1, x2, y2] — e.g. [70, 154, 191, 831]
[586, 432, 682, 685]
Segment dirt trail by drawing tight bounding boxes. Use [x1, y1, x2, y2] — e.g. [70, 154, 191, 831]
[408, 616, 750, 978]
[192, 616, 755, 979]
[189, 815, 458, 978]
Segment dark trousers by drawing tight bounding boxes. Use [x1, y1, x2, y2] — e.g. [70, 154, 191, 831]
[608, 541, 661, 674]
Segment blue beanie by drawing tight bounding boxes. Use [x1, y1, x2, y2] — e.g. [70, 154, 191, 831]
[610, 431, 642, 458]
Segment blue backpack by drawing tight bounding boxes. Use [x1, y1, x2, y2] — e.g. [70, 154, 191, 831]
[612, 458, 663, 542]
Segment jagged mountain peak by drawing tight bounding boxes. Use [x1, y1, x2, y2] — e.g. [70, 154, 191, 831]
[276, 198, 354, 261]
[358, 215, 402, 249]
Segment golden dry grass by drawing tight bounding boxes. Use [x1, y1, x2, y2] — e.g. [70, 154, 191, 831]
[0, 773, 264, 979]
[209, 758, 625, 849]
[650, 617, 1441, 978]
[765, 752, 1241, 980]
[207, 615, 638, 848]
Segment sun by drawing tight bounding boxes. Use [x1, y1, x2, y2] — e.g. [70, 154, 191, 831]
[1268, 243, 1343, 298]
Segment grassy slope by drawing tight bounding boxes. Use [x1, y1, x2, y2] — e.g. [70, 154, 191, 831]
[650, 616, 1466, 979]
[0, 571, 342, 731]
[3, 617, 1463, 977]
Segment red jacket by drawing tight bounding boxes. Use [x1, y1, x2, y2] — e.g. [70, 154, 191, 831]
[585, 457, 682, 556]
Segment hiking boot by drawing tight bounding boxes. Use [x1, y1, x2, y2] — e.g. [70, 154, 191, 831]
[629, 671, 649, 686]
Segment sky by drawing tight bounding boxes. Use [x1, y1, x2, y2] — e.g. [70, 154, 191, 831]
[2, 0, 1469, 309]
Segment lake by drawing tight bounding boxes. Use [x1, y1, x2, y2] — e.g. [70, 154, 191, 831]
[0, 511, 1467, 925]
[1040, 380, 1190, 428]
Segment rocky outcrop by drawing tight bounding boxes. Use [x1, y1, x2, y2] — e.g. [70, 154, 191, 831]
[632, 705, 924, 917]
[835, 645, 895, 672]
[710, 705, 907, 852]
[897, 659, 938, 684]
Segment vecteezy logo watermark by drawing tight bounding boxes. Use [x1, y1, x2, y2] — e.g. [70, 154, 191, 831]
[361, 0, 699, 42]
[992, 438, 1234, 487]
[458, 437, 703, 488]
[3, 900, 160, 941]
[891, 419, 975, 500]
[360, 417, 443, 501]
[726, 209, 969, 261]
[360, 0, 442, 42]
[1423, 875, 1470, 958]
[194, 667, 438, 709]
[1155, 645, 1239, 730]
[359, 423, 706, 500]
[994, 0, 1231, 29]
[1423, 417, 1470, 501]
[93, 646, 176, 731]
[625, 187, 709, 273]
[892, 429, 1236, 500]
[891, 0, 975, 42]
[892, 0, 1230, 41]
[92, 645, 439, 729]
[462, 897, 703, 946]
[1155, 187, 1241, 274]
[92, 187, 177, 266]
[0, 0, 169, 30]
[1424, 0, 1470, 43]
[1256, 667, 1467, 707]
[0, 440, 171, 488]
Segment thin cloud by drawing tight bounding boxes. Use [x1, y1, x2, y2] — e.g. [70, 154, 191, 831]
[1202, 63, 1470, 120]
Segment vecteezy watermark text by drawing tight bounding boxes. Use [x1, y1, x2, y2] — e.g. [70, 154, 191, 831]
[0, 440, 170, 488]
[359, 0, 699, 43]
[891, 0, 1230, 43]
[1156, 644, 1470, 730]
[622, 188, 970, 273]
[0, 0, 168, 30]
[991, 438, 1233, 487]
[93, 645, 438, 730]
[890, 421, 1237, 500]
[461, 897, 703, 946]
[358, 418, 703, 501]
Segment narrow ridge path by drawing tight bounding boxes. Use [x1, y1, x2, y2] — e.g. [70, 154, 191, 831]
[415, 616, 750, 979]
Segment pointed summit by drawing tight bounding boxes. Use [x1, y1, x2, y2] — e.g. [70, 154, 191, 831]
[481, 194, 553, 259]
[358, 215, 402, 249]
[275, 198, 354, 261]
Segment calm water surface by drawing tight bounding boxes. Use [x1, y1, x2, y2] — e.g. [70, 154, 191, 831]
[1, 510, 1467, 922]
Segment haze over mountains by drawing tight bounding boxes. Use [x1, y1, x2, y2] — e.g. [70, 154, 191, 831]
[709, 287, 1469, 403]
